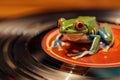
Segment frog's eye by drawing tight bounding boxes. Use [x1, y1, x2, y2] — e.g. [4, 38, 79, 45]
[75, 21, 84, 30]
[57, 18, 66, 28]
[57, 19, 61, 28]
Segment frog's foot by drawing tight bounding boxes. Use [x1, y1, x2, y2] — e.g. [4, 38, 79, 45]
[71, 51, 94, 59]
[67, 53, 79, 57]
[50, 40, 64, 50]
[102, 46, 110, 52]
[99, 42, 106, 48]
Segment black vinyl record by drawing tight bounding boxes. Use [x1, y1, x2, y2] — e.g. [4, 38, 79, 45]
[0, 10, 120, 80]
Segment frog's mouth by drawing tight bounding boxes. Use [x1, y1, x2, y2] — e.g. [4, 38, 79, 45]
[63, 33, 86, 42]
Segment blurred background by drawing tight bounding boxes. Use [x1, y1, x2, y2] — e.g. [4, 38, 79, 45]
[0, 0, 120, 19]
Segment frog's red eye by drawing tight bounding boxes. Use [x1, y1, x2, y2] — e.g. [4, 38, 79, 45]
[57, 19, 61, 28]
[75, 21, 84, 30]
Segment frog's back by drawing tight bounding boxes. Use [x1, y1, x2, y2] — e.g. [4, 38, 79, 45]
[77, 16, 96, 22]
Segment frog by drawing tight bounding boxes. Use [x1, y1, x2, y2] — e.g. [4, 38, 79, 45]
[50, 16, 114, 59]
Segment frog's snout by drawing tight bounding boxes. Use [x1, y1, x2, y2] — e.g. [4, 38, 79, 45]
[59, 27, 75, 33]
[59, 30, 67, 33]
[59, 27, 67, 33]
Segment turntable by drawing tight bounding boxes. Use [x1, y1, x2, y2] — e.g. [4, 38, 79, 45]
[0, 10, 120, 80]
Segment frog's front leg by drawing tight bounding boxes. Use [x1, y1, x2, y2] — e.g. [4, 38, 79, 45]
[71, 35, 101, 59]
[50, 33, 63, 49]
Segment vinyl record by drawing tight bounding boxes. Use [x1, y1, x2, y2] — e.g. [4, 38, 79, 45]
[0, 10, 120, 80]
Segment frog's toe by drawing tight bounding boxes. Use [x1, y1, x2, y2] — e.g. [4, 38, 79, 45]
[58, 47, 63, 51]
[71, 51, 93, 59]
[102, 46, 110, 52]
[67, 53, 79, 57]
[100, 42, 106, 48]
[51, 41, 61, 48]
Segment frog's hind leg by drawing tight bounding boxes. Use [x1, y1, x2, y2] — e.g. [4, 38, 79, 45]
[69, 35, 101, 59]
[102, 23, 114, 51]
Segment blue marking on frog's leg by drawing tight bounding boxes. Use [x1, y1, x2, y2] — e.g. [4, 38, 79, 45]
[51, 33, 63, 48]
[99, 41, 106, 48]
[72, 35, 101, 59]
[98, 23, 114, 51]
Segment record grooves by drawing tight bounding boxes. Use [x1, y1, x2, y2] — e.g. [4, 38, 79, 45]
[0, 10, 120, 80]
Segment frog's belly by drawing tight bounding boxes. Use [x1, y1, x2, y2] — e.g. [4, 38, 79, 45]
[63, 33, 92, 43]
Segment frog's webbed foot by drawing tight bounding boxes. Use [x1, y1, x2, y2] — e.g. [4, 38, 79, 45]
[67, 50, 94, 59]
[50, 40, 63, 50]
[99, 42, 109, 52]
[102, 46, 110, 52]
[49, 34, 63, 50]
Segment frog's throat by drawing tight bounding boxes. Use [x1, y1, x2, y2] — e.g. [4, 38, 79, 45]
[63, 33, 87, 41]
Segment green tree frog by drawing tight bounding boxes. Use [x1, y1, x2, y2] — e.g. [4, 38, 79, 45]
[51, 16, 114, 59]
